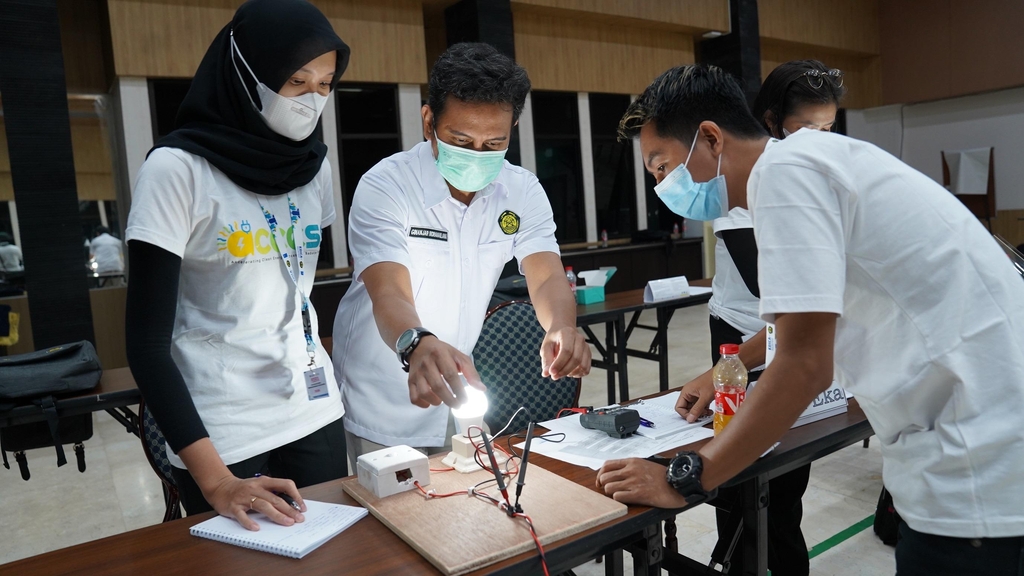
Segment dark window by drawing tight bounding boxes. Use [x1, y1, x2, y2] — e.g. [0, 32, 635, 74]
[334, 83, 403, 266]
[588, 94, 636, 239]
[103, 201, 121, 238]
[0, 203, 14, 241]
[531, 91, 585, 244]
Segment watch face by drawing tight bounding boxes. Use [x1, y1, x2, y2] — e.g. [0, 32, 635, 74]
[397, 329, 416, 352]
[670, 455, 693, 480]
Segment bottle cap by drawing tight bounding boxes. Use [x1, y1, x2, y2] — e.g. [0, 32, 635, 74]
[720, 344, 740, 356]
[565, 266, 573, 271]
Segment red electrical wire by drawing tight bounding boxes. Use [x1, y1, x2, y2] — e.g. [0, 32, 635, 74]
[412, 481, 467, 499]
[414, 463, 549, 574]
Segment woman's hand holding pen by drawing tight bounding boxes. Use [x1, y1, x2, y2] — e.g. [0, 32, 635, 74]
[203, 474, 307, 531]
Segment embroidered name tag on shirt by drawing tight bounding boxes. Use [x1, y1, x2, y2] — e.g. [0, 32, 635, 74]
[409, 227, 449, 242]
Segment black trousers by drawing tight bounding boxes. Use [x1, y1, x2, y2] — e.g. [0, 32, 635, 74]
[896, 522, 1024, 576]
[709, 315, 810, 576]
[171, 416, 348, 515]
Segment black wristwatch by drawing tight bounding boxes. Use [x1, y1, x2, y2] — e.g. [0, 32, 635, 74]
[665, 451, 709, 500]
[396, 327, 435, 373]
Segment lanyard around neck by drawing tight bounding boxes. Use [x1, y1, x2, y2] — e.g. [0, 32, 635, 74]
[258, 195, 316, 365]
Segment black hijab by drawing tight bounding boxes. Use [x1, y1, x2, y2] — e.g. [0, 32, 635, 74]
[152, 0, 350, 196]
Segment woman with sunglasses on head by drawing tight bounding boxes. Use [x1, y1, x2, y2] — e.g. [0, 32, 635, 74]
[673, 59, 845, 575]
[124, 0, 350, 531]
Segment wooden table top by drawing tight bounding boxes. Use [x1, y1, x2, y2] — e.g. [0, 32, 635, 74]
[0, 367, 140, 428]
[1, 390, 871, 576]
[576, 283, 713, 325]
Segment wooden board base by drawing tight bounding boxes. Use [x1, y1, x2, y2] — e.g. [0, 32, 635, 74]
[341, 454, 627, 575]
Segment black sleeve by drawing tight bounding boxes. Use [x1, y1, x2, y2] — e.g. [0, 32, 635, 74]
[125, 240, 209, 453]
[720, 227, 760, 299]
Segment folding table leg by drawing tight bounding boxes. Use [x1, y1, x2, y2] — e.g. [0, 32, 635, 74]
[605, 320, 617, 405]
[740, 475, 770, 576]
[627, 523, 663, 576]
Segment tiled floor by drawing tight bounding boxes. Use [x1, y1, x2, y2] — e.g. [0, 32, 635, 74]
[0, 304, 895, 574]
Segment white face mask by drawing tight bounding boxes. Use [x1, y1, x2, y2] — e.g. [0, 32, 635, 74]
[230, 31, 328, 141]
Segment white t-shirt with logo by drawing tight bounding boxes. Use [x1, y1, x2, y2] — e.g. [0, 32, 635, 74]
[126, 147, 343, 468]
[334, 141, 559, 447]
[91, 232, 124, 274]
[749, 130, 1024, 538]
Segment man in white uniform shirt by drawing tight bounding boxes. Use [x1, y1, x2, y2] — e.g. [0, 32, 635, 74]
[89, 226, 124, 275]
[334, 43, 591, 461]
[596, 65, 1024, 575]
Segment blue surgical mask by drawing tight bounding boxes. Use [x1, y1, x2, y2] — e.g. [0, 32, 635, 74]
[434, 132, 507, 192]
[654, 131, 729, 221]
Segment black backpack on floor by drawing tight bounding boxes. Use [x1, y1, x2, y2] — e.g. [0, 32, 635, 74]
[0, 341, 102, 480]
[873, 486, 903, 546]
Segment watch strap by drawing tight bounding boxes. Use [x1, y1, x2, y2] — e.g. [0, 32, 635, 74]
[400, 328, 434, 372]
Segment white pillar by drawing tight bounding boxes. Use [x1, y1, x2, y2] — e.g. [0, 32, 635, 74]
[517, 93, 537, 174]
[398, 84, 424, 151]
[9, 201, 20, 247]
[114, 77, 154, 201]
[630, 95, 648, 231]
[97, 200, 109, 228]
[320, 91, 348, 267]
[577, 93, 597, 243]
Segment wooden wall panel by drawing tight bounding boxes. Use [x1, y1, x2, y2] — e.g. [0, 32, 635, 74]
[57, 0, 114, 93]
[0, 288, 128, 367]
[760, 41, 882, 110]
[948, 0, 1024, 98]
[881, 0, 1024, 105]
[511, 0, 728, 33]
[759, 0, 880, 55]
[107, 0, 427, 84]
[880, 0, 951, 104]
[993, 209, 1024, 250]
[90, 287, 127, 369]
[0, 116, 116, 202]
[513, 6, 694, 95]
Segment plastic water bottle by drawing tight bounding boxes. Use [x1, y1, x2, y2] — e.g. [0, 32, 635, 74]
[673, 222, 680, 236]
[600, 229, 609, 248]
[712, 343, 748, 435]
[565, 266, 576, 293]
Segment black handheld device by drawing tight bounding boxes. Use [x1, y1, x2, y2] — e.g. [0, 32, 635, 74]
[579, 407, 641, 438]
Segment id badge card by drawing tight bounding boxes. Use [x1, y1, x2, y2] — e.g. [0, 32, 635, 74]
[305, 366, 329, 400]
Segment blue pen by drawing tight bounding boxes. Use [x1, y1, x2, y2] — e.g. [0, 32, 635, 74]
[639, 417, 655, 428]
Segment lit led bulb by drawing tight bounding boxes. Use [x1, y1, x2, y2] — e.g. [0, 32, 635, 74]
[450, 376, 488, 435]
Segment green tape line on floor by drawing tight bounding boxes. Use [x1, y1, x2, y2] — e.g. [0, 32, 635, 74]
[807, 515, 876, 559]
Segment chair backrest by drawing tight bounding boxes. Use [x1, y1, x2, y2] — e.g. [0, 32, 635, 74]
[474, 301, 581, 434]
[138, 398, 176, 489]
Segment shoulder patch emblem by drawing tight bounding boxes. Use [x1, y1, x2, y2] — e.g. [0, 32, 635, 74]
[498, 210, 520, 235]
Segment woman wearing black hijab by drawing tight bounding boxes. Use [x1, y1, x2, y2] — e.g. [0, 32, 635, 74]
[124, 0, 350, 530]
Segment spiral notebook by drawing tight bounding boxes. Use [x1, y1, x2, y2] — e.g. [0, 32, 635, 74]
[189, 500, 368, 559]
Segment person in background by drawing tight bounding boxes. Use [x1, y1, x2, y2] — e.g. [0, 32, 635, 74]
[334, 43, 591, 463]
[673, 60, 846, 576]
[89, 226, 125, 275]
[597, 64, 1024, 576]
[125, 0, 350, 530]
[0, 232, 23, 276]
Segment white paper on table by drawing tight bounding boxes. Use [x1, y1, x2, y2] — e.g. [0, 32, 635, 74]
[644, 276, 690, 303]
[630, 392, 713, 440]
[521, 410, 714, 470]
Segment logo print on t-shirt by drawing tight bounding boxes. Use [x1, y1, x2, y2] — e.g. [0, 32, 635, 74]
[216, 220, 321, 258]
[498, 210, 520, 235]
